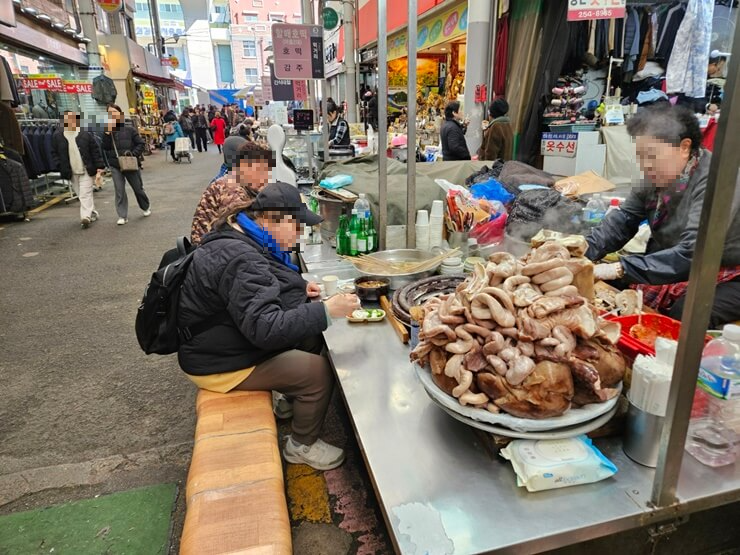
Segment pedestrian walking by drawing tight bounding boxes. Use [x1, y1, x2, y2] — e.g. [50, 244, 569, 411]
[102, 104, 151, 225]
[163, 116, 185, 161]
[179, 109, 196, 149]
[193, 108, 209, 152]
[51, 110, 105, 228]
[210, 111, 226, 154]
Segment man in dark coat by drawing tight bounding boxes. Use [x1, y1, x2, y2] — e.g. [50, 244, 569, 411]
[51, 111, 105, 228]
[478, 98, 514, 161]
[441, 100, 471, 161]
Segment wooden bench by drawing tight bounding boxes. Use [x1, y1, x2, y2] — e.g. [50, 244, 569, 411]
[180, 390, 292, 555]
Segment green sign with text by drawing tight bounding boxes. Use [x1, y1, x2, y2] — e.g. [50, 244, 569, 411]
[323, 7, 339, 30]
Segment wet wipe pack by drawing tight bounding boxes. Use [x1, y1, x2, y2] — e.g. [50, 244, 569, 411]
[500, 435, 617, 492]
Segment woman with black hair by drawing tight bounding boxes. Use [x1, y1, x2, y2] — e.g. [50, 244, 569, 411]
[327, 100, 350, 147]
[478, 98, 513, 161]
[102, 104, 150, 225]
[587, 103, 740, 327]
[441, 100, 470, 161]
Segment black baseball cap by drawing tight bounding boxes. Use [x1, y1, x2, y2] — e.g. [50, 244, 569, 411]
[252, 181, 323, 226]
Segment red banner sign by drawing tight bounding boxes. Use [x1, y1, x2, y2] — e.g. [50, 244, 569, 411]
[18, 76, 64, 92]
[64, 81, 93, 94]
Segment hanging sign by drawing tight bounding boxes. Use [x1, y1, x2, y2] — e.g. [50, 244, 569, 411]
[567, 0, 626, 22]
[261, 76, 273, 102]
[97, 0, 123, 14]
[142, 88, 156, 105]
[541, 132, 578, 158]
[387, 3, 468, 61]
[17, 75, 64, 92]
[169, 56, 180, 69]
[269, 65, 308, 102]
[322, 7, 339, 30]
[272, 23, 324, 80]
[63, 81, 93, 94]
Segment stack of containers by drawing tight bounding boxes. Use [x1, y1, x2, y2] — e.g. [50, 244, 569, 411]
[416, 210, 430, 251]
[429, 200, 445, 248]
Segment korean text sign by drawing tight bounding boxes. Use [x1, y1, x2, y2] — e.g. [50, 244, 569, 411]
[272, 23, 324, 80]
[567, 0, 625, 21]
[541, 132, 578, 158]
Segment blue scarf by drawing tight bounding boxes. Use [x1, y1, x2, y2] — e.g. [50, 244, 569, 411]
[236, 212, 299, 272]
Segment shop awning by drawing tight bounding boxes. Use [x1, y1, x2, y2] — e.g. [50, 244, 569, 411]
[234, 85, 261, 99]
[132, 70, 177, 87]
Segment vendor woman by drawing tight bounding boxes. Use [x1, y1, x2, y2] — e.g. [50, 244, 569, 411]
[587, 104, 740, 328]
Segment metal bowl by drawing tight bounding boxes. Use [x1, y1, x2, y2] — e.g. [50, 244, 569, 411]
[356, 249, 441, 290]
[354, 276, 391, 301]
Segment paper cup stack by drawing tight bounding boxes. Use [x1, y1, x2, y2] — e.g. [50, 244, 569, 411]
[429, 200, 445, 248]
[416, 210, 430, 251]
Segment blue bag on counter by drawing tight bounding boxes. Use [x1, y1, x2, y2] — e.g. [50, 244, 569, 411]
[500, 435, 618, 492]
[470, 177, 515, 205]
[319, 174, 353, 190]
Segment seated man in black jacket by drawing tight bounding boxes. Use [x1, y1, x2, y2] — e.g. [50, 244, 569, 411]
[51, 111, 105, 228]
[178, 182, 360, 470]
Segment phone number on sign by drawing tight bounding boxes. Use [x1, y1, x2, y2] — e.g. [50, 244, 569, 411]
[571, 8, 618, 19]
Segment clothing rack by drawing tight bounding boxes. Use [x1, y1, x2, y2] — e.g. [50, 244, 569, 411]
[18, 119, 77, 201]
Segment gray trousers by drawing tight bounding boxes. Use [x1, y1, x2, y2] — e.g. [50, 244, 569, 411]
[111, 167, 150, 219]
[234, 335, 333, 445]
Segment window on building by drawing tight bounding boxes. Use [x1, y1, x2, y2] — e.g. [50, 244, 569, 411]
[243, 12, 259, 22]
[214, 5, 225, 13]
[243, 40, 257, 57]
[135, 1, 149, 12]
[245, 68, 259, 83]
[252, 0, 263, 7]
[269, 13, 285, 22]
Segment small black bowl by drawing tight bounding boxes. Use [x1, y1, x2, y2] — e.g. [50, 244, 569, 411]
[354, 276, 391, 301]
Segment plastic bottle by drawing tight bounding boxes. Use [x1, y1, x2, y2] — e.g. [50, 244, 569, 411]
[583, 193, 607, 224]
[348, 209, 360, 256]
[336, 215, 349, 255]
[606, 198, 620, 216]
[685, 324, 740, 467]
[366, 213, 377, 252]
[353, 193, 371, 220]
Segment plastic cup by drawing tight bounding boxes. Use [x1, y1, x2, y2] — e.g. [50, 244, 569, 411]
[416, 209, 429, 226]
[322, 275, 338, 296]
[431, 200, 444, 217]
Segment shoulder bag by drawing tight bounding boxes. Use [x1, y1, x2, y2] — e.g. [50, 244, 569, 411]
[111, 132, 139, 172]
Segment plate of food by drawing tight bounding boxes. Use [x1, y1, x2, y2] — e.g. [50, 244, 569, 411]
[409, 239, 627, 432]
[347, 308, 386, 323]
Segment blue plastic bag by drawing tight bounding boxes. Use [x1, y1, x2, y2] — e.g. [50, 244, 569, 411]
[319, 174, 353, 190]
[470, 177, 515, 205]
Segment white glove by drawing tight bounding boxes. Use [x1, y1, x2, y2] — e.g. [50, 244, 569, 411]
[593, 262, 623, 282]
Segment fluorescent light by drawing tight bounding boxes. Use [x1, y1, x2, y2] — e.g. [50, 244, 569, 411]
[64, 28, 77, 35]
[37, 14, 52, 22]
[21, 7, 39, 15]
[52, 22, 65, 30]
[440, 47, 446, 51]
[12, 0, 22, 5]
[80, 37, 92, 43]
[39, 56, 45, 60]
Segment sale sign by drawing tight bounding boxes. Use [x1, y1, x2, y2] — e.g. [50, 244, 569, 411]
[567, 0, 625, 21]
[18, 75, 64, 92]
[64, 81, 93, 94]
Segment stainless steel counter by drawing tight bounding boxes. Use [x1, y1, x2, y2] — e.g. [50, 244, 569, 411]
[302, 245, 740, 554]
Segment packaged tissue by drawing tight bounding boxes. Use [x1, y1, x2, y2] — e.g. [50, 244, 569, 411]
[500, 435, 617, 492]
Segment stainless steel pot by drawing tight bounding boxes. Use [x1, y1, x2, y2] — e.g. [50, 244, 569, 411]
[311, 189, 353, 246]
[355, 249, 442, 290]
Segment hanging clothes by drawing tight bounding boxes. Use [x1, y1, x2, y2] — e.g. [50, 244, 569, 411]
[0, 155, 32, 214]
[637, 10, 653, 72]
[666, 0, 714, 98]
[0, 57, 21, 107]
[0, 102, 24, 154]
[493, 13, 510, 96]
[656, 3, 687, 67]
[623, 7, 641, 75]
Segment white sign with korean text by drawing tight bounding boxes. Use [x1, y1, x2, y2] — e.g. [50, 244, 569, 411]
[541, 132, 578, 158]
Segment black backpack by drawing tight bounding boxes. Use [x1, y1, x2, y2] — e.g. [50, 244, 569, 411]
[135, 237, 222, 355]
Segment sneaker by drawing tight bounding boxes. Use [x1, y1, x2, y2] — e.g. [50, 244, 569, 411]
[142, 209, 151, 217]
[90, 210, 99, 222]
[81, 217, 91, 229]
[272, 392, 294, 419]
[283, 436, 345, 471]
[116, 217, 128, 225]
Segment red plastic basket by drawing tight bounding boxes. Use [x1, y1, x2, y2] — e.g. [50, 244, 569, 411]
[606, 314, 711, 363]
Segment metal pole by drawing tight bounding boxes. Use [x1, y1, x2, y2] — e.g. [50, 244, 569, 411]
[406, 0, 417, 249]
[343, 0, 357, 123]
[320, 0, 329, 163]
[377, 0, 388, 249]
[354, 0, 362, 123]
[302, 0, 320, 127]
[651, 19, 740, 507]
[488, 0, 499, 100]
[149, 0, 163, 59]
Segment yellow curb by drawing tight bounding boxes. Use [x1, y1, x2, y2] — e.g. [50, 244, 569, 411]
[285, 464, 331, 523]
[27, 194, 70, 216]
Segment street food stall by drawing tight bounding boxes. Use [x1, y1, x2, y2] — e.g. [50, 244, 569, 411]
[295, 1, 740, 552]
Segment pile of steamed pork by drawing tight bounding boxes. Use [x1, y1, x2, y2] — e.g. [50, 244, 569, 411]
[411, 241, 626, 419]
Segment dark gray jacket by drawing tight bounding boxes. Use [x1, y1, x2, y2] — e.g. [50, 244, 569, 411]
[441, 117, 470, 161]
[102, 124, 145, 170]
[177, 228, 328, 375]
[586, 150, 740, 284]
